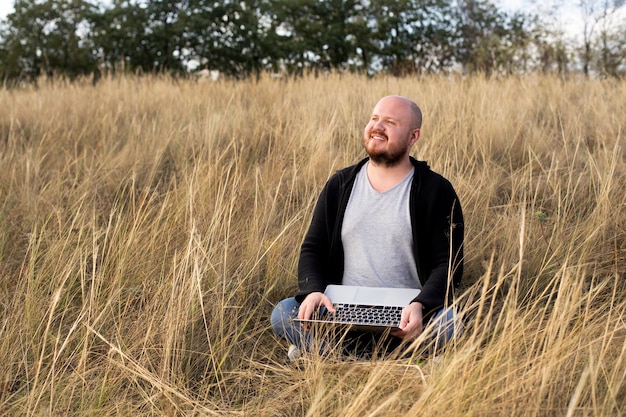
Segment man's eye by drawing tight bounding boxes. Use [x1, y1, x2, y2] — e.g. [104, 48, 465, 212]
[387, 120, 395, 125]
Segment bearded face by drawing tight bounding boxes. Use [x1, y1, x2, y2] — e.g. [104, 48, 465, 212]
[364, 128, 413, 167]
[363, 97, 420, 167]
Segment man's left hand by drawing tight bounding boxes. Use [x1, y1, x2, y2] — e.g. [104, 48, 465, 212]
[391, 302, 423, 340]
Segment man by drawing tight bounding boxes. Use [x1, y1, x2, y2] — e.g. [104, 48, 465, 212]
[271, 95, 464, 359]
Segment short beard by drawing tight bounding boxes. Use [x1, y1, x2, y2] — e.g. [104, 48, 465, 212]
[368, 151, 405, 167]
[365, 142, 408, 167]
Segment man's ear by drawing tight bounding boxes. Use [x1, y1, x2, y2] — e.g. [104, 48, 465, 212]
[410, 128, 421, 146]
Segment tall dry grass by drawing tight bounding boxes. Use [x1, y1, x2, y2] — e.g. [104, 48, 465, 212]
[0, 74, 624, 416]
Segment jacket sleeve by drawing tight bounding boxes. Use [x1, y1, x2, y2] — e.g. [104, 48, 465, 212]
[294, 176, 339, 302]
[412, 177, 464, 317]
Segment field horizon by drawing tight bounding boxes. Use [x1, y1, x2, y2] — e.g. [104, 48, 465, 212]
[0, 73, 624, 416]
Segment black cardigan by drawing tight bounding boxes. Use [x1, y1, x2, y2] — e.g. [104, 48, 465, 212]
[295, 157, 464, 318]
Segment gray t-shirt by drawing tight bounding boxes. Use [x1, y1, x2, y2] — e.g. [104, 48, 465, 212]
[341, 162, 421, 289]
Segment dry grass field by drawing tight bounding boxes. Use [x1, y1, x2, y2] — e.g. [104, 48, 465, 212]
[0, 74, 624, 416]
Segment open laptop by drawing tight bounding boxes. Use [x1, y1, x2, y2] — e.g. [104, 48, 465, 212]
[294, 285, 421, 332]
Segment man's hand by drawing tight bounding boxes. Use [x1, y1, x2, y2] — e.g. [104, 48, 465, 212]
[391, 301, 423, 340]
[297, 292, 336, 330]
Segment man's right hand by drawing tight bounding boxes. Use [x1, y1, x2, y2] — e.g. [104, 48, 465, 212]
[297, 292, 336, 330]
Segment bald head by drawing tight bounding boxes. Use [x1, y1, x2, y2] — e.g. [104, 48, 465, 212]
[375, 95, 422, 130]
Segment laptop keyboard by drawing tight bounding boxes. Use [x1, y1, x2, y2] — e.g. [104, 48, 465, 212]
[324, 303, 403, 327]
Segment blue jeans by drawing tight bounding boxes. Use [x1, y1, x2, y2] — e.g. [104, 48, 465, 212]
[270, 297, 462, 358]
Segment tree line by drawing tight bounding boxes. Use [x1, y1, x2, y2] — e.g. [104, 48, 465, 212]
[0, 0, 624, 85]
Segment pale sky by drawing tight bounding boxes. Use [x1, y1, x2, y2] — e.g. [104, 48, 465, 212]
[0, 1, 13, 20]
[497, 0, 583, 39]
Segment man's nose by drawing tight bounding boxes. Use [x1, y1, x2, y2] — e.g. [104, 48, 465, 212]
[373, 119, 385, 130]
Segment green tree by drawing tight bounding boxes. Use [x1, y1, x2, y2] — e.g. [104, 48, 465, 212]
[270, 0, 368, 75]
[0, 0, 559, 82]
[270, 0, 320, 75]
[89, 0, 151, 75]
[453, 0, 507, 75]
[0, 0, 98, 83]
[595, 0, 626, 77]
[596, 22, 626, 77]
[92, 0, 195, 75]
[84, 0, 190, 76]
[183, 0, 279, 78]
[143, 0, 188, 73]
[367, 0, 457, 75]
